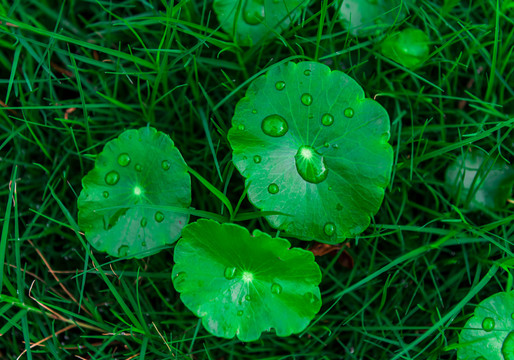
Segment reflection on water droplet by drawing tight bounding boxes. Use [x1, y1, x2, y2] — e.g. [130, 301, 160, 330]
[271, 283, 282, 295]
[295, 145, 329, 184]
[324, 222, 336, 236]
[103, 191, 109, 198]
[502, 331, 514, 359]
[237, 124, 245, 131]
[344, 107, 354, 118]
[105, 171, 120, 185]
[321, 113, 334, 126]
[224, 267, 237, 280]
[304, 69, 311, 76]
[253, 155, 262, 163]
[261, 114, 288, 137]
[141, 217, 147, 227]
[268, 183, 279, 194]
[155, 211, 165, 223]
[301, 93, 313, 106]
[118, 245, 129, 257]
[245, 294, 252, 301]
[275, 81, 285, 90]
[135, 164, 142, 172]
[482, 317, 495, 332]
[117, 153, 131, 167]
[242, 0, 265, 25]
[237, 310, 244, 316]
[161, 160, 170, 170]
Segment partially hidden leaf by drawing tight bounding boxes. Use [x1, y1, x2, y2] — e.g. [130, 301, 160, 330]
[172, 219, 322, 341]
[213, 0, 309, 46]
[381, 28, 430, 69]
[78, 127, 191, 258]
[228, 61, 393, 243]
[445, 151, 514, 211]
[458, 291, 514, 360]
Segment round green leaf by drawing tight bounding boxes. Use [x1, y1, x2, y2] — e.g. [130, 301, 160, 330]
[78, 127, 191, 258]
[445, 151, 514, 211]
[172, 219, 322, 341]
[213, 0, 308, 46]
[227, 61, 393, 243]
[381, 28, 430, 69]
[337, 0, 407, 37]
[458, 291, 514, 360]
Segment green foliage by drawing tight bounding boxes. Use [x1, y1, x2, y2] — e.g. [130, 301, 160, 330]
[228, 61, 393, 243]
[78, 127, 191, 258]
[381, 28, 430, 69]
[172, 219, 322, 341]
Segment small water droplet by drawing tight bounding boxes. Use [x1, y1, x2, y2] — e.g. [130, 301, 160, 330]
[141, 217, 147, 227]
[271, 283, 282, 295]
[301, 93, 313, 106]
[261, 114, 288, 137]
[328, 186, 332, 191]
[242, 0, 265, 25]
[118, 245, 129, 257]
[252, 109, 257, 114]
[161, 160, 170, 171]
[303, 292, 317, 304]
[105, 171, 120, 185]
[336, 203, 343, 211]
[324, 222, 336, 236]
[304, 69, 311, 76]
[344, 107, 354, 118]
[102, 191, 109, 198]
[324, 142, 330, 147]
[237, 310, 244, 316]
[237, 124, 245, 131]
[482, 317, 495, 332]
[275, 81, 285, 90]
[321, 113, 334, 126]
[155, 211, 164, 223]
[135, 164, 142, 172]
[253, 155, 262, 163]
[268, 183, 279, 194]
[117, 153, 131, 167]
[245, 294, 252, 301]
[224, 267, 237, 280]
[142, 241, 147, 246]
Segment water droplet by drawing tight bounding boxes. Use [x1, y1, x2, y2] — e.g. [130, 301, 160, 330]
[154, 211, 164, 223]
[237, 124, 245, 131]
[142, 241, 147, 246]
[135, 164, 142, 172]
[237, 310, 244, 316]
[303, 292, 317, 304]
[324, 142, 330, 147]
[118, 245, 129, 257]
[268, 183, 279, 194]
[102, 191, 109, 198]
[482, 317, 495, 332]
[161, 160, 170, 171]
[245, 294, 252, 301]
[294, 145, 329, 184]
[502, 331, 514, 359]
[271, 283, 282, 295]
[253, 155, 262, 163]
[275, 81, 285, 90]
[328, 186, 333, 191]
[140, 217, 147, 227]
[261, 114, 288, 137]
[321, 113, 334, 126]
[105, 171, 120, 185]
[252, 109, 257, 114]
[304, 69, 311, 76]
[324, 222, 336, 236]
[344, 107, 354, 118]
[117, 153, 131, 167]
[301, 93, 313, 106]
[224, 267, 237, 280]
[242, 0, 265, 25]
[332, 144, 339, 149]
[512, 312, 514, 320]
[336, 203, 343, 211]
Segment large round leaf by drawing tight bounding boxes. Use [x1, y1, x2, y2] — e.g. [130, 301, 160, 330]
[445, 151, 514, 211]
[213, 0, 308, 46]
[458, 291, 514, 360]
[78, 127, 191, 258]
[172, 219, 322, 341]
[227, 61, 393, 243]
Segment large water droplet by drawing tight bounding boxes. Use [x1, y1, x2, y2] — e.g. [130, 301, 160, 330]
[275, 81, 285, 90]
[502, 331, 514, 360]
[118, 245, 129, 257]
[253, 155, 262, 163]
[155, 211, 164, 223]
[482, 317, 495, 332]
[135, 164, 142, 172]
[301, 93, 313, 106]
[294, 145, 329, 184]
[140, 217, 147, 228]
[242, 0, 265, 25]
[261, 114, 288, 137]
[102, 191, 109, 198]
[344, 107, 354, 118]
[271, 283, 282, 295]
[105, 171, 120, 185]
[321, 113, 334, 126]
[237, 310, 244, 316]
[324, 222, 336, 236]
[268, 183, 279, 194]
[161, 160, 170, 171]
[117, 153, 131, 167]
[224, 267, 237, 280]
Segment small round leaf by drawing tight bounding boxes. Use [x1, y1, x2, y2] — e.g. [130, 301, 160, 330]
[458, 291, 514, 360]
[227, 61, 393, 243]
[381, 28, 430, 69]
[78, 127, 191, 258]
[172, 219, 322, 341]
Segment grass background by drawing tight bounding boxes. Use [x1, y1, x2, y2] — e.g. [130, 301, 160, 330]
[1, 0, 513, 359]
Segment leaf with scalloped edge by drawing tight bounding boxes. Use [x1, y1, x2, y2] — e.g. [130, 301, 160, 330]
[172, 219, 322, 341]
[213, 0, 309, 46]
[78, 127, 191, 258]
[227, 61, 393, 243]
[458, 291, 514, 360]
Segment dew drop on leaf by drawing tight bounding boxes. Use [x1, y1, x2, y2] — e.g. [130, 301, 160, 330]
[304, 69, 311, 76]
[105, 171, 120, 185]
[242, 0, 265, 25]
[253, 155, 262, 163]
[321, 113, 334, 126]
[142, 241, 147, 246]
[344, 107, 354, 118]
[502, 332, 514, 360]
[224, 266, 237, 280]
[294, 146, 329, 184]
[117, 153, 131, 167]
[303, 292, 316, 304]
[102, 191, 109, 198]
[336, 203, 343, 211]
[155, 211, 165, 223]
[237, 124, 245, 131]
[275, 81, 285, 90]
[301, 93, 313, 106]
[118, 245, 129, 256]
[261, 114, 289, 137]
[324, 142, 330, 148]
[271, 283, 282, 295]
[245, 294, 252, 301]
[252, 109, 258, 114]
[135, 163, 142, 172]
[323, 222, 336, 236]
[482, 317, 495, 332]
[140, 217, 147, 228]
[237, 310, 244, 316]
[268, 183, 279, 194]
[161, 160, 171, 171]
